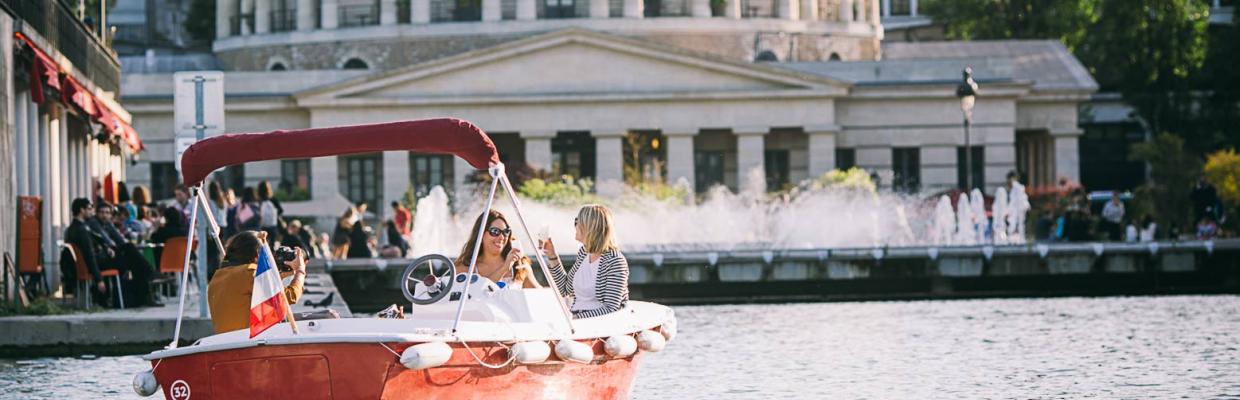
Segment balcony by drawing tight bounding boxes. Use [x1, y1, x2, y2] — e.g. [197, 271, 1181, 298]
[0, 0, 121, 92]
[271, 9, 298, 32]
[339, 4, 380, 27]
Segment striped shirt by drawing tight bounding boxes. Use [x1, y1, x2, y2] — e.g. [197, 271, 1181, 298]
[550, 247, 630, 319]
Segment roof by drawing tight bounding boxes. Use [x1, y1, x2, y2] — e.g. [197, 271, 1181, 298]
[883, 40, 1098, 91]
[779, 40, 1098, 92]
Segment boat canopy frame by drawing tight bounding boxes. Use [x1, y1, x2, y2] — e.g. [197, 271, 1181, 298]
[169, 118, 576, 349]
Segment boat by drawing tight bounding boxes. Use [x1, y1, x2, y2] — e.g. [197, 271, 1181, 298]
[132, 119, 677, 399]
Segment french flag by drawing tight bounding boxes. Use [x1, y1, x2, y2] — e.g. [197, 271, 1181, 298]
[249, 245, 288, 338]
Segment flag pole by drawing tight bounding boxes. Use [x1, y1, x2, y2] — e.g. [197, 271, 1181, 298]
[262, 243, 300, 335]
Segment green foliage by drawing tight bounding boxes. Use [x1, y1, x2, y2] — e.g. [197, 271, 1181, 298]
[0, 297, 71, 316]
[401, 186, 419, 214]
[630, 181, 692, 203]
[185, 0, 216, 42]
[518, 176, 603, 207]
[921, 0, 1214, 150]
[1129, 133, 1201, 228]
[275, 186, 311, 202]
[812, 168, 877, 193]
[1204, 149, 1240, 207]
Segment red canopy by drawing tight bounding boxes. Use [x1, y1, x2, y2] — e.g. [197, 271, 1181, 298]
[180, 118, 500, 187]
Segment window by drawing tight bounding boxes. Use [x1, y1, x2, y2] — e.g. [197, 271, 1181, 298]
[454, 0, 482, 20]
[765, 149, 790, 191]
[342, 58, 369, 70]
[887, 0, 911, 16]
[411, 153, 454, 197]
[835, 148, 856, 170]
[623, 131, 667, 185]
[892, 148, 920, 193]
[217, 165, 246, 193]
[279, 159, 311, 200]
[150, 162, 178, 201]
[545, 0, 576, 18]
[339, 154, 383, 214]
[695, 151, 725, 193]
[551, 132, 595, 180]
[957, 146, 985, 191]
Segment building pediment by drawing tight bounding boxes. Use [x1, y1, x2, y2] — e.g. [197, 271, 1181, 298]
[295, 29, 847, 106]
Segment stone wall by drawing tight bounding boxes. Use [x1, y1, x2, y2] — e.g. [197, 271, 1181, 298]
[215, 31, 876, 71]
[0, 12, 14, 271]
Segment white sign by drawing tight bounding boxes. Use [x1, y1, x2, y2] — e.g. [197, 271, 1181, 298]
[174, 137, 196, 173]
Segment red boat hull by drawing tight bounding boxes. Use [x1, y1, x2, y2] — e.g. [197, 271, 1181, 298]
[150, 341, 643, 400]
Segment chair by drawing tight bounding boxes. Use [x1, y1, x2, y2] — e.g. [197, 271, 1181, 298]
[67, 244, 124, 310]
[157, 237, 197, 298]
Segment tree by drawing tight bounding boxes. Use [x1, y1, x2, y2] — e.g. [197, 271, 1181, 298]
[185, 0, 217, 43]
[921, 0, 1212, 149]
[1129, 133, 1201, 230]
[1203, 149, 1240, 208]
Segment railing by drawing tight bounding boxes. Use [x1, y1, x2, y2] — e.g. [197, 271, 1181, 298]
[339, 4, 380, 27]
[271, 9, 298, 32]
[0, 0, 121, 92]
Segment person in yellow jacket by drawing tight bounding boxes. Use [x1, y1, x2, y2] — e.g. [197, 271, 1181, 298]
[207, 230, 305, 334]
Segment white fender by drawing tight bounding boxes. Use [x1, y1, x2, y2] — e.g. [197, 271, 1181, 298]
[554, 340, 594, 364]
[637, 330, 666, 353]
[132, 370, 159, 397]
[512, 341, 551, 364]
[604, 335, 638, 358]
[401, 342, 453, 370]
[660, 318, 678, 342]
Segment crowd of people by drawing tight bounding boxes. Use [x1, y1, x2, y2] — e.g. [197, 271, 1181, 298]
[1034, 177, 1226, 243]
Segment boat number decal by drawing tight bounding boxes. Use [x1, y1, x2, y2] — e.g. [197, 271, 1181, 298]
[170, 380, 191, 400]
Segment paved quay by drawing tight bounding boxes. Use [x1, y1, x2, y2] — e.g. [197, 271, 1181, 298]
[0, 269, 351, 357]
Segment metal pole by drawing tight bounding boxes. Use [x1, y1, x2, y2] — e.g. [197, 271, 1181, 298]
[170, 193, 200, 349]
[194, 77, 210, 319]
[451, 167, 502, 334]
[964, 118, 972, 191]
[498, 174, 576, 333]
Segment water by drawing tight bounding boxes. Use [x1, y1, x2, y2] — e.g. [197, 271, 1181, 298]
[4, 295, 1238, 399]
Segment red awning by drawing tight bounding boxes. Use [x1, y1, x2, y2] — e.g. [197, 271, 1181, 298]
[17, 33, 61, 104]
[180, 118, 501, 187]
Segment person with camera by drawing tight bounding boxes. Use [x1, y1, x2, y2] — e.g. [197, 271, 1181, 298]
[207, 230, 307, 334]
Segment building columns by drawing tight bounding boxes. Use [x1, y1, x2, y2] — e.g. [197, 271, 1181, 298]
[623, 0, 644, 18]
[800, 0, 818, 21]
[321, 0, 339, 29]
[517, 0, 537, 20]
[217, 0, 235, 38]
[412, 0, 431, 23]
[521, 130, 555, 172]
[594, 130, 626, 197]
[240, 0, 254, 34]
[590, 0, 610, 18]
[734, 127, 767, 193]
[297, 0, 315, 30]
[381, 151, 409, 220]
[483, 0, 502, 22]
[254, 0, 271, 33]
[839, 0, 852, 22]
[806, 126, 838, 177]
[381, 0, 399, 25]
[691, 0, 711, 17]
[665, 129, 697, 191]
[311, 156, 340, 202]
[452, 156, 471, 203]
[1052, 129, 1082, 183]
[778, 0, 799, 20]
[725, 0, 741, 18]
[15, 91, 26, 195]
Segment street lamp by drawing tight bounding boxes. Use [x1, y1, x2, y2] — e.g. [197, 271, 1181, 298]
[956, 67, 979, 191]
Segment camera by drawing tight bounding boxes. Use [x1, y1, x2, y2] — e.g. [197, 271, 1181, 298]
[274, 246, 299, 267]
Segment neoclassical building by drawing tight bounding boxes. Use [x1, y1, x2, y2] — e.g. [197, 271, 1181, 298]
[122, 3, 1096, 223]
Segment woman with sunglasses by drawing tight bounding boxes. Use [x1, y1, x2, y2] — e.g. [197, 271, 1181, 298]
[540, 204, 629, 319]
[454, 209, 539, 288]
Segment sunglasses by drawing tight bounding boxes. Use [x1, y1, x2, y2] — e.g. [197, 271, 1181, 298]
[487, 227, 512, 237]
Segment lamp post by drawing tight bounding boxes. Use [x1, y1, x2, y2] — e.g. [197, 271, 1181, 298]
[956, 67, 978, 191]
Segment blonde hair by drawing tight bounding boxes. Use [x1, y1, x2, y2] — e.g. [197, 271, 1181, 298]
[577, 204, 617, 254]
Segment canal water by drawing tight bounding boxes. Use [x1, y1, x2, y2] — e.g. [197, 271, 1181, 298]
[2, 295, 1238, 399]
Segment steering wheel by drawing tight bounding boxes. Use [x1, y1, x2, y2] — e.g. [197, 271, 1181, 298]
[401, 254, 456, 305]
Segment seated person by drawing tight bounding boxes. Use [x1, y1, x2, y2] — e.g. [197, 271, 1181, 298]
[454, 210, 539, 289]
[540, 204, 630, 319]
[76, 200, 161, 307]
[207, 231, 306, 334]
[149, 206, 189, 263]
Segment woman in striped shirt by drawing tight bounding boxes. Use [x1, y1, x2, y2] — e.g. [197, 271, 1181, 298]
[540, 204, 630, 319]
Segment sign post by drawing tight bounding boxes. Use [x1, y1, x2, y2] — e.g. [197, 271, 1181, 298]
[173, 71, 224, 318]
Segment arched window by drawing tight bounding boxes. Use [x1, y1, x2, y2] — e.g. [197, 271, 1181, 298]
[828, 52, 841, 61]
[342, 58, 369, 70]
[754, 50, 779, 62]
[269, 62, 287, 71]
